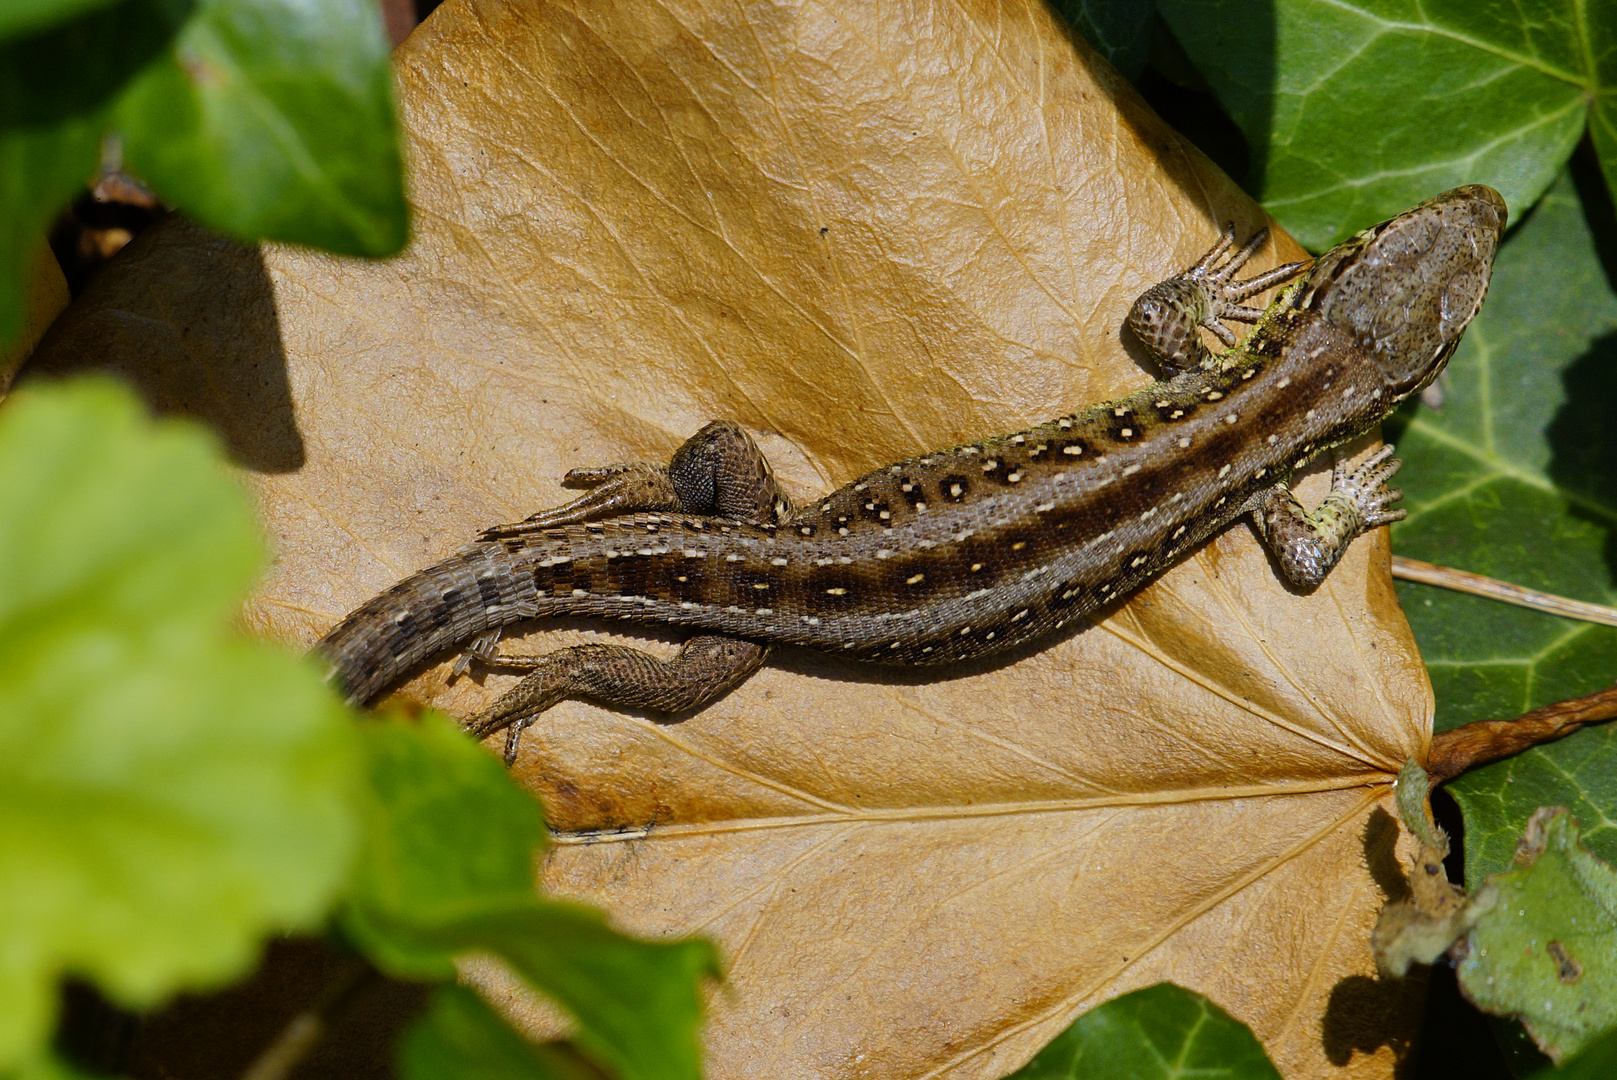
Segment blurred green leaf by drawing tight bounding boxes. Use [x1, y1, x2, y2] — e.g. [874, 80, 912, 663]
[1, 1051, 104, 1080]
[1383, 170, 1617, 887]
[0, 0, 405, 343]
[1158, 0, 1603, 248]
[0, 0, 123, 46]
[114, 0, 406, 256]
[0, 0, 181, 343]
[1457, 809, 1617, 1063]
[343, 713, 543, 976]
[401, 985, 609, 1080]
[1533, 1023, 1617, 1078]
[0, 379, 359, 1070]
[343, 715, 720, 1080]
[1001, 982, 1281, 1080]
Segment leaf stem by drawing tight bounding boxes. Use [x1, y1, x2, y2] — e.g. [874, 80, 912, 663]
[1384, 556, 1617, 624]
[1391, 556, 1617, 628]
[1427, 684, 1617, 783]
[237, 955, 379, 1080]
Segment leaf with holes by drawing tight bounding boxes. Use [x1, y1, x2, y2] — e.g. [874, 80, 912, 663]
[1456, 809, 1617, 1062]
[1385, 169, 1617, 888]
[24, 0, 1441, 1076]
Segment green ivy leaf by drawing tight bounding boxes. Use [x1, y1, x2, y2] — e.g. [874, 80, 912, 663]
[1383, 169, 1617, 888]
[1000, 982, 1281, 1080]
[1157, 0, 1604, 248]
[1048, 0, 1154, 81]
[343, 715, 720, 1080]
[1457, 809, 1617, 1063]
[400, 985, 610, 1080]
[0, 0, 405, 343]
[0, 379, 359, 1070]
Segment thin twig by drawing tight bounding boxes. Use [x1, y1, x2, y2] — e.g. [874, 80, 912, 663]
[237, 956, 378, 1080]
[1428, 684, 1617, 783]
[1391, 556, 1617, 628]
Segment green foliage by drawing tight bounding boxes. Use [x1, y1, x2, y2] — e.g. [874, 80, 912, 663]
[1, 1052, 102, 1080]
[401, 986, 610, 1080]
[1050, 0, 1153, 80]
[1384, 169, 1617, 886]
[0, 380, 359, 1070]
[1157, 0, 1609, 250]
[1534, 1024, 1617, 1078]
[343, 715, 721, 1080]
[0, 0, 405, 342]
[1457, 810, 1617, 1062]
[0, 0, 121, 50]
[1001, 983, 1281, 1080]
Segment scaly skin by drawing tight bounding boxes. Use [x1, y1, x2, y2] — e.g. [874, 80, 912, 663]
[318, 186, 1506, 758]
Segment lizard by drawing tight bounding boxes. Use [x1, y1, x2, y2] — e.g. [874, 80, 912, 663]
[318, 185, 1506, 763]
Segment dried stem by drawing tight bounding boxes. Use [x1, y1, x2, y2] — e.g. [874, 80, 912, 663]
[1391, 556, 1617, 628]
[237, 956, 378, 1080]
[1428, 684, 1617, 783]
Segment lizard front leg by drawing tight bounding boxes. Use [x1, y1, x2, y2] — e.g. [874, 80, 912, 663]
[467, 636, 771, 764]
[1127, 224, 1306, 377]
[1249, 445, 1405, 589]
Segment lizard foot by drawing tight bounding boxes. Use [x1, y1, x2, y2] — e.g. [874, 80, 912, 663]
[464, 636, 770, 765]
[1332, 444, 1406, 529]
[449, 627, 504, 679]
[1127, 225, 1307, 376]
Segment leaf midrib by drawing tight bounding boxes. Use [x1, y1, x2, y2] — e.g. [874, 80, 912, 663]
[1400, 414, 1617, 527]
[1307, 0, 1591, 88]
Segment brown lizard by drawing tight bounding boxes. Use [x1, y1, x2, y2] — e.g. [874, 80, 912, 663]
[318, 186, 1506, 762]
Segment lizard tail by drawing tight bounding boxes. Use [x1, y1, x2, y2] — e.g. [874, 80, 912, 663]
[316, 543, 543, 706]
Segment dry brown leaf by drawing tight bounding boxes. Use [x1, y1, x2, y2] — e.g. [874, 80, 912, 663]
[24, 0, 1436, 1076]
[3, 241, 68, 395]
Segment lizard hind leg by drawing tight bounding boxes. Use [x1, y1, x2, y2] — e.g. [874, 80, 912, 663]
[466, 635, 771, 764]
[667, 419, 794, 526]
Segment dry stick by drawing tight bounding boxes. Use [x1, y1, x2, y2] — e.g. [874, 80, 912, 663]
[1427, 684, 1617, 784]
[1388, 557, 1617, 781]
[1391, 556, 1617, 628]
[237, 956, 379, 1080]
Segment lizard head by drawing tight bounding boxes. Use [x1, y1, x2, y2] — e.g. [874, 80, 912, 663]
[1294, 185, 1507, 400]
